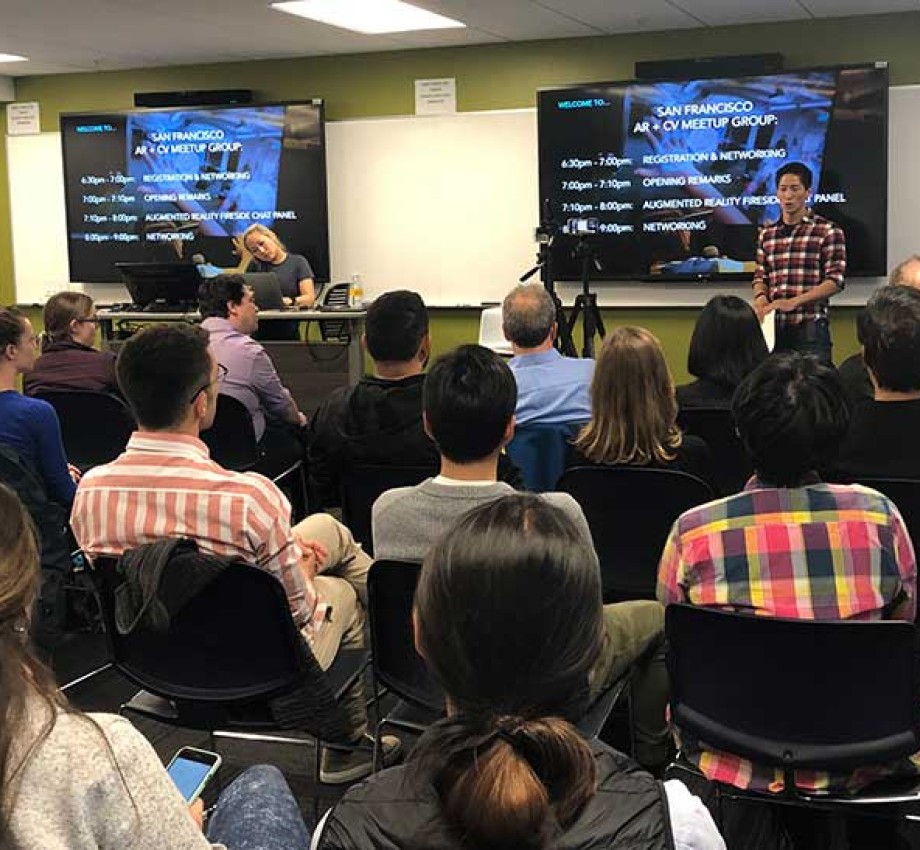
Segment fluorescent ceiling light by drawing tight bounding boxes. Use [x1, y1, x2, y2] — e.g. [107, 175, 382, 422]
[271, 0, 465, 34]
[0, 54, 27, 63]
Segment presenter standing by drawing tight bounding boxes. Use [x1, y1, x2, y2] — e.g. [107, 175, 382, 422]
[752, 162, 846, 364]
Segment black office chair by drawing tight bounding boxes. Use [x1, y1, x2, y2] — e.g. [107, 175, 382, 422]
[557, 466, 714, 602]
[202, 394, 307, 517]
[367, 560, 444, 768]
[91, 548, 369, 809]
[341, 463, 433, 555]
[677, 406, 753, 496]
[666, 604, 920, 814]
[33, 390, 136, 470]
[505, 422, 583, 493]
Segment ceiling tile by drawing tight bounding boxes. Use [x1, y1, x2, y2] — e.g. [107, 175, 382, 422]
[535, 0, 702, 32]
[800, 0, 919, 13]
[668, 0, 810, 25]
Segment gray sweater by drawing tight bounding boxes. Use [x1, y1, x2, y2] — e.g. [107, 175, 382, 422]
[372, 478, 593, 562]
[8, 699, 220, 850]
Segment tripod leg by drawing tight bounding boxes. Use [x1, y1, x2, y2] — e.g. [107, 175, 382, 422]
[554, 299, 577, 357]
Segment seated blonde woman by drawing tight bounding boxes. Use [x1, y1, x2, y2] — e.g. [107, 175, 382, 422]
[567, 326, 713, 487]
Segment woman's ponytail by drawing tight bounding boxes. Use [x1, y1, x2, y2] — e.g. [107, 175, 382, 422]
[419, 714, 597, 850]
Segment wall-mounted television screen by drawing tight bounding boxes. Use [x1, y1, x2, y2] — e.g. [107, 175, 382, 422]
[60, 101, 329, 283]
[537, 64, 887, 282]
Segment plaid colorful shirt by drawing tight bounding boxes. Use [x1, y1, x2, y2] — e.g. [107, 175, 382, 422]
[752, 211, 846, 328]
[657, 479, 918, 794]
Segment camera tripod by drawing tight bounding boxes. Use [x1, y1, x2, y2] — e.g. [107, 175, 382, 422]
[519, 227, 577, 358]
[568, 235, 606, 359]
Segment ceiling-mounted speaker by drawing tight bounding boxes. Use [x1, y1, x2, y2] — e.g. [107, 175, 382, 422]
[133, 89, 254, 108]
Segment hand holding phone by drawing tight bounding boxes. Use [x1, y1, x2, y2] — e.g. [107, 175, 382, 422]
[166, 747, 222, 804]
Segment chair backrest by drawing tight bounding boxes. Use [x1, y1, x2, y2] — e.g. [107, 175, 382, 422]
[558, 466, 714, 602]
[506, 422, 582, 492]
[318, 283, 352, 342]
[33, 390, 135, 470]
[477, 306, 513, 356]
[666, 604, 920, 772]
[200, 394, 260, 471]
[367, 560, 444, 712]
[677, 406, 752, 496]
[341, 463, 434, 554]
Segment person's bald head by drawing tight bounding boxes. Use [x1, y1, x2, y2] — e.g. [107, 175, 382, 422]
[890, 255, 920, 289]
[502, 284, 556, 352]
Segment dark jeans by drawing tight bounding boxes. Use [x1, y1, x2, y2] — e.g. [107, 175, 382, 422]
[774, 318, 833, 365]
[207, 764, 311, 850]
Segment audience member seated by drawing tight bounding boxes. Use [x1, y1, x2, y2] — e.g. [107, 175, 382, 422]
[199, 275, 308, 477]
[309, 290, 431, 509]
[241, 223, 314, 341]
[837, 285, 920, 479]
[317, 495, 725, 849]
[310, 292, 520, 509]
[658, 351, 917, 794]
[374, 344, 671, 770]
[0, 308, 77, 507]
[70, 323, 397, 784]
[503, 283, 593, 426]
[838, 254, 920, 410]
[676, 295, 768, 409]
[0, 481, 311, 850]
[568, 327, 713, 487]
[23, 291, 118, 397]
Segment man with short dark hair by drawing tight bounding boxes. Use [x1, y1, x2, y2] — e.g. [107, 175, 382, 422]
[71, 323, 396, 784]
[374, 344, 670, 770]
[308, 290, 431, 509]
[658, 351, 916, 794]
[199, 275, 307, 475]
[502, 283, 593, 426]
[838, 285, 920, 478]
[752, 162, 846, 364]
[838, 255, 920, 408]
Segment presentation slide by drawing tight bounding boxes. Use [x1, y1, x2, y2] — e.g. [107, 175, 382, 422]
[538, 65, 887, 281]
[60, 102, 329, 283]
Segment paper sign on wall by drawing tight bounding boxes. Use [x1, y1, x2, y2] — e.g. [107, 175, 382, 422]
[6, 102, 40, 135]
[414, 78, 456, 115]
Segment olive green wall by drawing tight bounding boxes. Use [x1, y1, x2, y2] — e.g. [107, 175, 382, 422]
[3, 11, 913, 369]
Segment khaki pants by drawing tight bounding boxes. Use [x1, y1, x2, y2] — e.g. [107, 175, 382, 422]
[291, 512, 374, 741]
[591, 600, 670, 769]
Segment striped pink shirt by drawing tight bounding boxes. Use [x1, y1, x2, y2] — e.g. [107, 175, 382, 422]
[71, 432, 325, 635]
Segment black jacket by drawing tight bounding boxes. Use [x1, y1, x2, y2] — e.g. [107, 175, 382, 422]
[309, 374, 522, 508]
[318, 740, 673, 850]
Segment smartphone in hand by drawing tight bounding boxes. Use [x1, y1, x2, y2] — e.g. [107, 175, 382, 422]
[166, 747, 222, 803]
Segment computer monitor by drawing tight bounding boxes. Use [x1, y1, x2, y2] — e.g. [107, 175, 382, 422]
[115, 262, 203, 308]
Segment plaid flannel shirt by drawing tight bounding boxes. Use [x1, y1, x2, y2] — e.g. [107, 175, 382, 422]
[752, 211, 846, 328]
[657, 480, 918, 793]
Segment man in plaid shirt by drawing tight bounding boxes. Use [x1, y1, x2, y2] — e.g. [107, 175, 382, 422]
[752, 162, 846, 364]
[658, 352, 918, 794]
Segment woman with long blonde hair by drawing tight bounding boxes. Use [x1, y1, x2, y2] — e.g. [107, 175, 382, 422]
[0, 483, 310, 849]
[570, 326, 712, 482]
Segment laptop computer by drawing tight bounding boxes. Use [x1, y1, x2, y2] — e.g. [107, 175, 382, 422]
[242, 272, 285, 310]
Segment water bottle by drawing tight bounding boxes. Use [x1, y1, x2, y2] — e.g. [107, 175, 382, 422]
[349, 273, 364, 307]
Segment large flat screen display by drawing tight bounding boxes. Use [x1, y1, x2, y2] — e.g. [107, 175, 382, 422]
[60, 101, 329, 283]
[538, 64, 887, 282]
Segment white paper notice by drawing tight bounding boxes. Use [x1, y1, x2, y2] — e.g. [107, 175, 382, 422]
[414, 78, 457, 116]
[6, 102, 40, 136]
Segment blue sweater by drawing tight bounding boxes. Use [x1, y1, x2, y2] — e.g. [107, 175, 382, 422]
[0, 390, 76, 506]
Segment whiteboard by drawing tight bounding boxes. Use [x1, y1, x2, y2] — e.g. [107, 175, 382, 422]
[8, 90, 920, 307]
